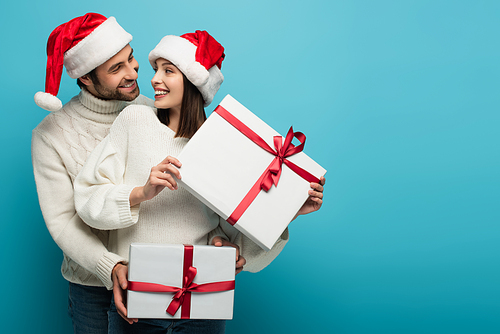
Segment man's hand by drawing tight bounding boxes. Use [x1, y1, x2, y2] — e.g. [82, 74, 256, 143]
[212, 236, 246, 274]
[294, 176, 326, 218]
[112, 263, 138, 324]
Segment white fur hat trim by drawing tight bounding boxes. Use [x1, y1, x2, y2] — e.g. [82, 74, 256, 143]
[64, 17, 132, 79]
[34, 91, 63, 112]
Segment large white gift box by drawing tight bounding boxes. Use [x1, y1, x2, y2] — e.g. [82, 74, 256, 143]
[176, 95, 327, 250]
[127, 243, 236, 319]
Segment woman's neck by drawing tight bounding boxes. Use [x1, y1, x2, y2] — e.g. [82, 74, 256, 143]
[167, 107, 181, 133]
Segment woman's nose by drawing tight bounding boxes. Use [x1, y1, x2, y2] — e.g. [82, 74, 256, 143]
[151, 72, 161, 85]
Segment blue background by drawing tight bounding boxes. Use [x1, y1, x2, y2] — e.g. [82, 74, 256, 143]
[1, 0, 499, 333]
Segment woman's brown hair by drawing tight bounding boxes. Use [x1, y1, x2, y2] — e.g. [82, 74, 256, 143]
[157, 74, 206, 138]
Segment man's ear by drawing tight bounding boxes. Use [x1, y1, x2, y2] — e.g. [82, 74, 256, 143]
[79, 75, 92, 86]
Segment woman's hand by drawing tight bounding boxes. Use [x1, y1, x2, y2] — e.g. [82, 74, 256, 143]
[212, 236, 246, 275]
[293, 176, 326, 219]
[129, 156, 182, 207]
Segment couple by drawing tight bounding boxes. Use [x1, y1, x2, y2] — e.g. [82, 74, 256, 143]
[32, 12, 325, 334]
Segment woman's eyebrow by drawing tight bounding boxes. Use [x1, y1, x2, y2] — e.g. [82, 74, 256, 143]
[159, 61, 174, 67]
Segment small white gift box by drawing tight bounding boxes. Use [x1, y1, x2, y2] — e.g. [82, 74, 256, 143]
[127, 243, 236, 319]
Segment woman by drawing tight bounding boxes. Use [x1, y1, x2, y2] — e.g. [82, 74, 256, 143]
[75, 31, 325, 334]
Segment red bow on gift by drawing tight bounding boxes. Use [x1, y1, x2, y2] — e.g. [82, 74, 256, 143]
[166, 265, 198, 316]
[214, 106, 320, 225]
[260, 127, 307, 192]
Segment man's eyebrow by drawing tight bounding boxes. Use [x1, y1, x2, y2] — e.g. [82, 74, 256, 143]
[107, 61, 124, 73]
[107, 49, 135, 73]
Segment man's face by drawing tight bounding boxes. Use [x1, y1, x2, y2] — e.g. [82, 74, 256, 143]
[81, 44, 140, 101]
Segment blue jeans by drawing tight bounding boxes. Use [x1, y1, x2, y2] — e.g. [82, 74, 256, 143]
[68, 282, 112, 334]
[109, 295, 226, 334]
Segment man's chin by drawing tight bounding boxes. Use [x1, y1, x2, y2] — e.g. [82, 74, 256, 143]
[117, 86, 140, 101]
[93, 84, 140, 102]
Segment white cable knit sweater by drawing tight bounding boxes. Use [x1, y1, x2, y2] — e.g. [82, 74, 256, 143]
[32, 89, 153, 289]
[74, 105, 288, 272]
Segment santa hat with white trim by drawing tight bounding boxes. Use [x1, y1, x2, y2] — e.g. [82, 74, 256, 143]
[148, 30, 225, 107]
[34, 13, 133, 111]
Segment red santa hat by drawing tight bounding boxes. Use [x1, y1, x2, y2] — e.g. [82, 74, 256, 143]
[35, 13, 133, 111]
[148, 30, 225, 107]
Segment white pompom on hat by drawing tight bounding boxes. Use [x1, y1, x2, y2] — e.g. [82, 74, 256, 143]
[148, 30, 225, 107]
[35, 13, 132, 111]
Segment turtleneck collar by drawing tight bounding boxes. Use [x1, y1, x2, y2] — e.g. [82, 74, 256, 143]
[73, 88, 129, 124]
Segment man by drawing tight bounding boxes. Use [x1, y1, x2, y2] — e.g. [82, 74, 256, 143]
[32, 13, 152, 333]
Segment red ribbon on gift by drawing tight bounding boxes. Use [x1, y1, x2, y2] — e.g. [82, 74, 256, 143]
[213, 105, 321, 225]
[128, 245, 235, 319]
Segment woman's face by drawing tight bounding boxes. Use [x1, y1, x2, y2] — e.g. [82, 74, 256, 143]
[151, 58, 184, 111]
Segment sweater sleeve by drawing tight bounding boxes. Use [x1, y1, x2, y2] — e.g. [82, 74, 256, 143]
[32, 129, 126, 289]
[74, 118, 140, 230]
[218, 217, 289, 273]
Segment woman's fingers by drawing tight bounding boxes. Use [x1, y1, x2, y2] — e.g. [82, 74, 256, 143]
[319, 176, 326, 186]
[308, 189, 324, 200]
[155, 157, 182, 180]
[160, 155, 182, 168]
[144, 156, 183, 197]
[150, 169, 178, 190]
[309, 181, 324, 195]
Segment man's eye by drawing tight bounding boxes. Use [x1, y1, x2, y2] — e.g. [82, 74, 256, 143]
[129, 55, 134, 62]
